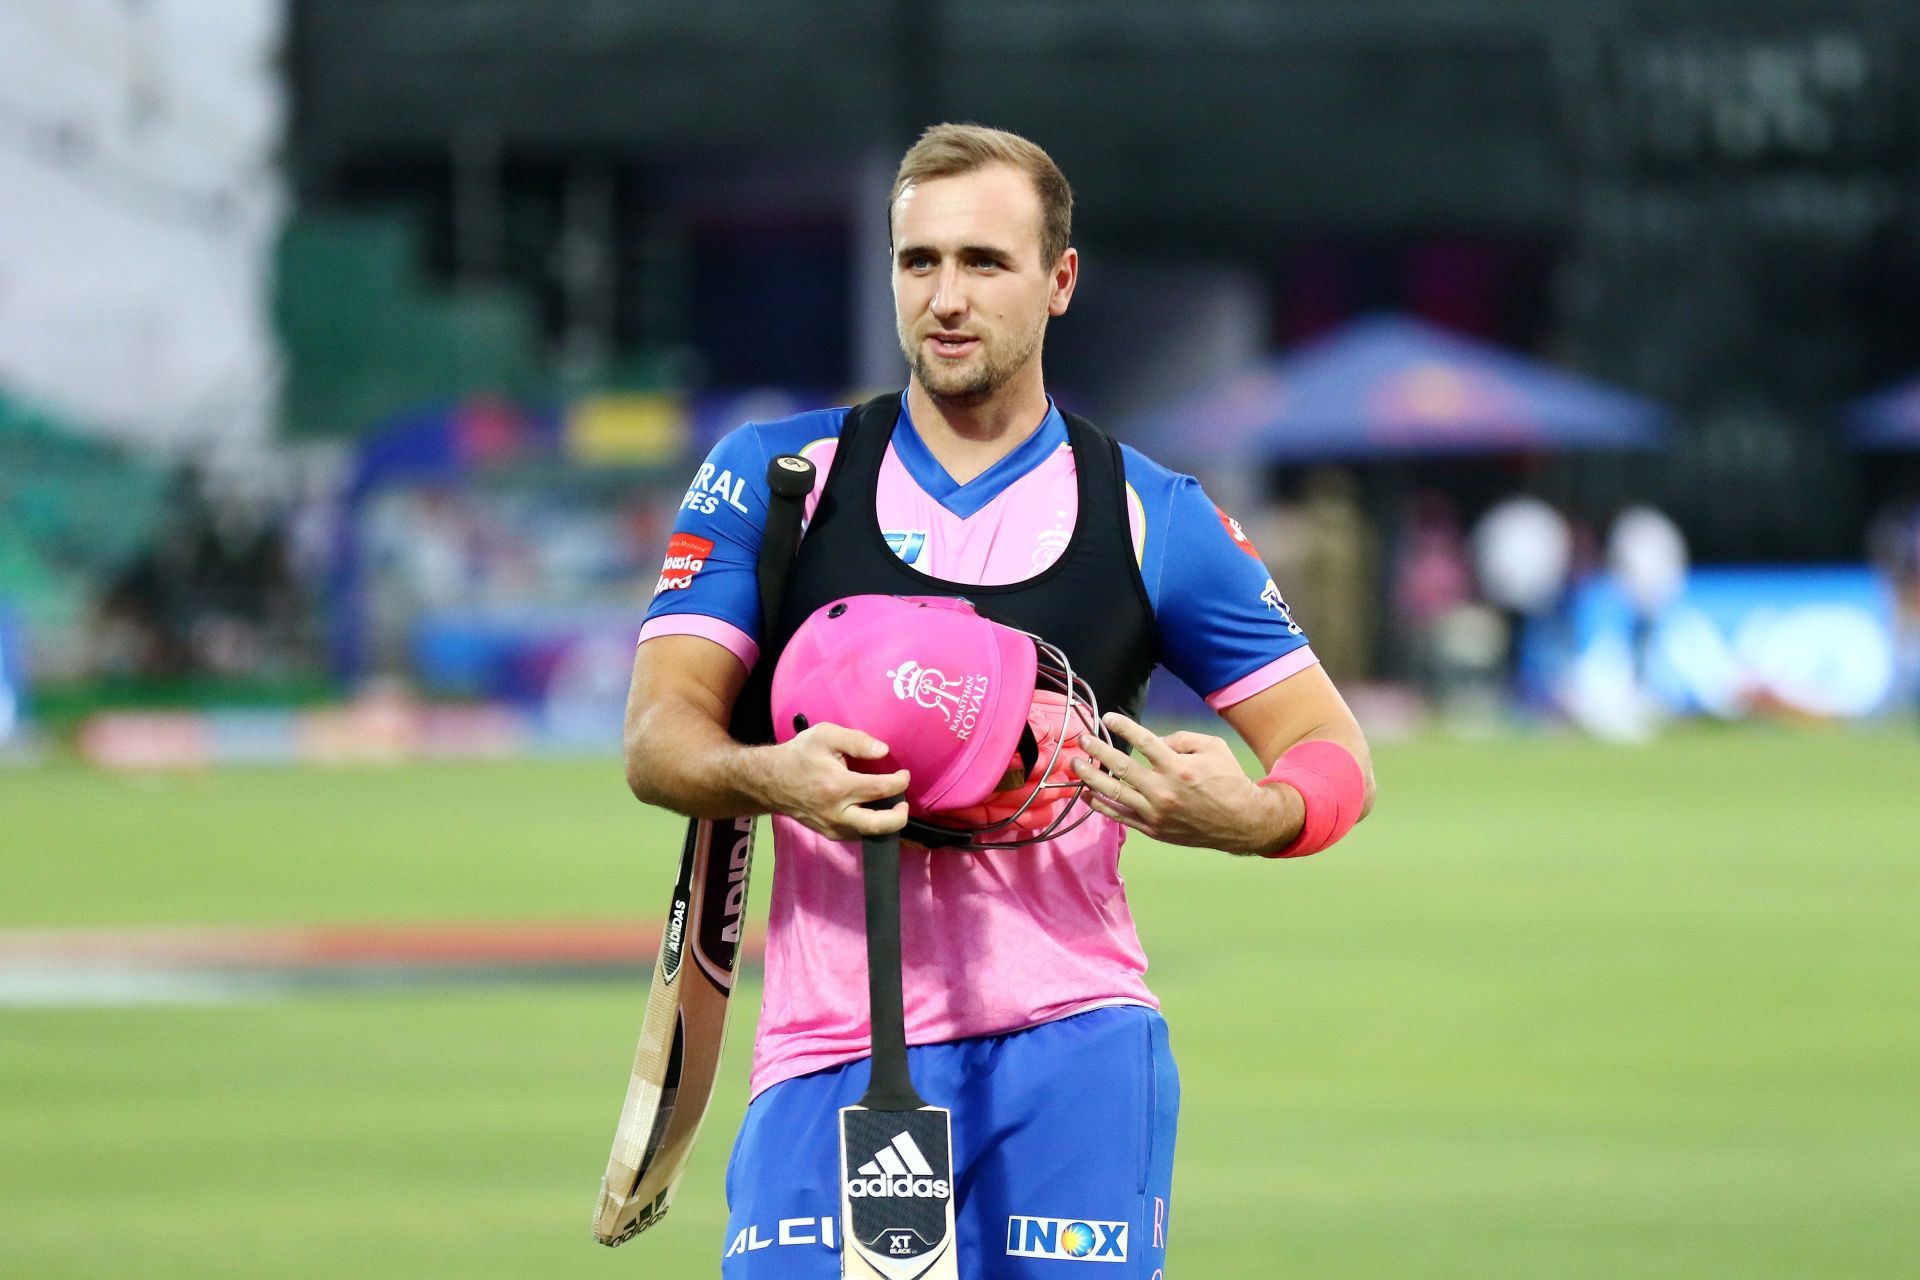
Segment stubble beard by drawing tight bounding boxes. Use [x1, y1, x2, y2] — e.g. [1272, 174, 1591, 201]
[901, 321, 1043, 409]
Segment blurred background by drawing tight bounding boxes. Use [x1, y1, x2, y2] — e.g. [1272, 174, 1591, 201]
[1, 2, 1915, 1277]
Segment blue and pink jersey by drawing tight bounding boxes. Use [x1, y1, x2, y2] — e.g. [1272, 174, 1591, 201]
[641, 396, 1317, 1095]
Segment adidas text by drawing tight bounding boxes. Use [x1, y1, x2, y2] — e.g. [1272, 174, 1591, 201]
[844, 1174, 950, 1199]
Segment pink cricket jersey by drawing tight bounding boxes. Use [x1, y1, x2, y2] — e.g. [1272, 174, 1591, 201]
[638, 400, 1319, 1095]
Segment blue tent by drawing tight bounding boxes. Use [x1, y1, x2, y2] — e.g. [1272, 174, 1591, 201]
[1844, 374, 1920, 450]
[1123, 314, 1671, 464]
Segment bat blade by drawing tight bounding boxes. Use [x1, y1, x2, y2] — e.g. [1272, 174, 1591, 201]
[838, 1101, 959, 1280]
[593, 813, 755, 1245]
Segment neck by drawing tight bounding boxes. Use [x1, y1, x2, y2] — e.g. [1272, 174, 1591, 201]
[904, 363, 1051, 484]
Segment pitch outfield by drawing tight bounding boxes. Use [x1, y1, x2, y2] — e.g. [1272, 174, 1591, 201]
[1, 728, 1915, 1278]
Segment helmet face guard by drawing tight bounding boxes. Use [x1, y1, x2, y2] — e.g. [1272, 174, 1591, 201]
[769, 595, 1112, 849]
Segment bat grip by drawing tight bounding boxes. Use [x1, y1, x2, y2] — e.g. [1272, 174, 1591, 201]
[757, 456, 814, 632]
[860, 803, 925, 1111]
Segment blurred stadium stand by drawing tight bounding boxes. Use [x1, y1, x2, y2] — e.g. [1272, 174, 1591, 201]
[0, 392, 169, 680]
[3, 0, 1919, 733]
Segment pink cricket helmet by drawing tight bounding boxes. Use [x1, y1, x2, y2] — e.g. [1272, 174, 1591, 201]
[771, 595, 1039, 815]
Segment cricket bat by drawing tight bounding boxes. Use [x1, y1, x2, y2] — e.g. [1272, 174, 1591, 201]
[593, 453, 816, 1246]
[838, 823, 960, 1279]
[593, 813, 755, 1243]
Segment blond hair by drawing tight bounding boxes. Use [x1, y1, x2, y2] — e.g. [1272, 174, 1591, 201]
[890, 123, 1073, 266]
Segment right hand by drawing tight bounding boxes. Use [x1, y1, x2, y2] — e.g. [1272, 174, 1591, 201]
[766, 723, 910, 840]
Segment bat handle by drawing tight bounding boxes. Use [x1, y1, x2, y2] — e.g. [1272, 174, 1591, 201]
[758, 455, 815, 634]
[860, 799, 925, 1111]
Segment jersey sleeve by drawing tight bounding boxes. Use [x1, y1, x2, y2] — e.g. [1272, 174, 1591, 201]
[1134, 463, 1319, 708]
[638, 423, 775, 669]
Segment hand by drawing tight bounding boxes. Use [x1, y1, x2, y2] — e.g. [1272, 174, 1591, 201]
[1072, 713, 1299, 855]
[766, 722, 910, 841]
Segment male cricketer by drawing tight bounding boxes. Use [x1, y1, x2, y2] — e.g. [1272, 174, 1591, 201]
[624, 123, 1376, 1277]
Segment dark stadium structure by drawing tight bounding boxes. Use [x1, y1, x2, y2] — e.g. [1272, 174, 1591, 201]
[283, 0, 1920, 563]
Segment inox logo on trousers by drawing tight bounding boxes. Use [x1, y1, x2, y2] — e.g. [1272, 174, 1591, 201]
[1007, 1216, 1128, 1261]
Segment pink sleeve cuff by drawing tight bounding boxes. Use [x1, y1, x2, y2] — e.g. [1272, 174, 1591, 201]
[1203, 647, 1321, 710]
[637, 614, 760, 671]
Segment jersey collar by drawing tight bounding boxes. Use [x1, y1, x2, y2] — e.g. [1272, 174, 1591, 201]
[890, 392, 1069, 519]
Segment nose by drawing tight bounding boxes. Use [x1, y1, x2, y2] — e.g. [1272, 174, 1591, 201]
[929, 262, 967, 321]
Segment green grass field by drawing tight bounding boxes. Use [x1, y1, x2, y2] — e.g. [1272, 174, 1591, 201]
[3, 727, 1917, 1278]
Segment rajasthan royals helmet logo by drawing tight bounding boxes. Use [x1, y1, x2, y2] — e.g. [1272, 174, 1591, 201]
[887, 660, 989, 743]
[889, 660, 966, 711]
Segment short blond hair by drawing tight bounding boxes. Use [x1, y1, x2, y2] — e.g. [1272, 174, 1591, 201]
[890, 123, 1073, 266]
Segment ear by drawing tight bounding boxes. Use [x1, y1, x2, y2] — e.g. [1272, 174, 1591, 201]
[1048, 247, 1078, 317]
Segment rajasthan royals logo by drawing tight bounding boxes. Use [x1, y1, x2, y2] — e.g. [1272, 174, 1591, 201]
[1032, 509, 1071, 571]
[887, 660, 989, 742]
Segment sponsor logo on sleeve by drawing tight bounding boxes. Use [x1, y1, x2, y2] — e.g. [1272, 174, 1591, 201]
[1006, 1216, 1128, 1262]
[680, 462, 752, 517]
[654, 532, 716, 595]
[1261, 578, 1304, 635]
[1216, 507, 1263, 559]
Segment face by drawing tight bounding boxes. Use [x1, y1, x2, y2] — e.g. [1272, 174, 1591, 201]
[891, 164, 1075, 406]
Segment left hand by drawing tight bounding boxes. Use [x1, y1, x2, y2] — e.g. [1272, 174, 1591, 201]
[1073, 713, 1296, 854]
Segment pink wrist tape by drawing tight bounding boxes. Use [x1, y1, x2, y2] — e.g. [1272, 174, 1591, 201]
[1258, 740, 1366, 858]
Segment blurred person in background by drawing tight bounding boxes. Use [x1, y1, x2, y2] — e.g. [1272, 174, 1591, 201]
[1606, 504, 1689, 690]
[621, 123, 1375, 1277]
[1867, 499, 1920, 717]
[1470, 492, 1572, 708]
[1390, 490, 1472, 688]
[1290, 467, 1378, 683]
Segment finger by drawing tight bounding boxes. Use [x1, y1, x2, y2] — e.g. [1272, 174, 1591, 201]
[1076, 729, 1133, 774]
[810, 722, 890, 760]
[1102, 712, 1179, 769]
[846, 798, 908, 837]
[1075, 740, 1152, 807]
[1085, 792, 1148, 833]
[1073, 753, 1151, 814]
[849, 770, 912, 804]
[1162, 730, 1224, 755]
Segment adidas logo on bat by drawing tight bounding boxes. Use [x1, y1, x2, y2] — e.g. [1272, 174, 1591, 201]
[844, 1131, 951, 1200]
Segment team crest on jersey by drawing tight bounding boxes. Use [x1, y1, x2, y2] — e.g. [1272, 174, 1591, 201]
[1261, 578, 1303, 635]
[1216, 507, 1262, 559]
[654, 532, 716, 595]
[1032, 509, 1071, 571]
[884, 529, 928, 565]
[887, 660, 989, 742]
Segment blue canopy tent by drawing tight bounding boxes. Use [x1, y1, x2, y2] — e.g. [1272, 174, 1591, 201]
[1844, 374, 1920, 450]
[1123, 314, 1671, 464]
